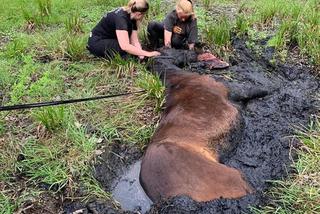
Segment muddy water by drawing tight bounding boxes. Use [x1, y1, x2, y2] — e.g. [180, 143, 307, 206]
[112, 160, 152, 213]
[64, 38, 319, 214]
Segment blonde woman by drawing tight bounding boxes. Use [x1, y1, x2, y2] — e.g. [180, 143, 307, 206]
[147, 0, 197, 50]
[87, 0, 160, 59]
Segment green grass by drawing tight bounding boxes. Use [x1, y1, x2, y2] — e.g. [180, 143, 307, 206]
[0, 59, 18, 100]
[64, 13, 85, 34]
[80, 174, 111, 201]
[205, 16, 232, 47]
[32, 106, 71, 132]
[235, 13, 250, 37]
[64, 35, 87, 61]
[0, 0, 166, 211]
[136, 68, 165, 112]
[7, 56, 65, 104]
[16, 121, 99, 192]
[0, 139, 21, 182]
[9, 56, 38, 104]
[106, 54, 137, 78]
[22, 0, 53, 27]
[3, 37, 29, 59]
[0, 121, 5, 136]
[0, 186, 44, 214]
[0, 0, 319, 213]
[202, 15, 232, 58]
[0, 193, 15, 214]
[254, 117, 320, 213]
[18, 139, 71, 190]
[196, 0, 320, 65]
[202, 0, 213, 10]
[240, 0, 320, 65]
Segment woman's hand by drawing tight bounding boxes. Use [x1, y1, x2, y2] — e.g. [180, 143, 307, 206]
[146, 51, 161, 57]
[139, 55, 145, 60]
[188, 43, 195, 50]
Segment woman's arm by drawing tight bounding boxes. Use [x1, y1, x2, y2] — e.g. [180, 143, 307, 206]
[164, 30, 172, 47]
[163, 11, 176, 48]
[188, 18, 198, 50]
[130, 30, 142, 49]
[116, 30, 159, 57]
[130, 30, 144, 59]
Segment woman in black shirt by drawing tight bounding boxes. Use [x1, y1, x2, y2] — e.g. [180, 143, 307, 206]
[87, 0, 160, 59]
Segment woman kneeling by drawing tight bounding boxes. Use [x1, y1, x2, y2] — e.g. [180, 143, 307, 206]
[87, 0, 160, 59]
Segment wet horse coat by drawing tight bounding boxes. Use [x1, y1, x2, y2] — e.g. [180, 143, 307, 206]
[140, 50, 252, 202]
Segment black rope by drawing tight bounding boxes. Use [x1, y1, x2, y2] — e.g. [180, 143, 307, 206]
[0, 90, 146, 111]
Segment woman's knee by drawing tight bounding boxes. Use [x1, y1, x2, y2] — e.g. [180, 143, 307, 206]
[147, 21, 163, 35]
[104, 43, 127, 59]
[87, 43, 105, 58]
[147, 21, 156, 36]
[87, 38, 126, 58]
[171, 36, 187, 49]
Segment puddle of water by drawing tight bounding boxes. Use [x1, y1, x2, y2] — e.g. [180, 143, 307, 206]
[112, 160, 153, 213]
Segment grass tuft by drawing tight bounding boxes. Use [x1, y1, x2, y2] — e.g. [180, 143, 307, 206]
[205, 16, 232, 47]
[235, 14, 250, 37]
[136, 69, 165, 112]
[203, 16, 232, 58]
[32, 106, 70, 132]
[17, 139, 70, 191]
[0, 193, 15, 214]
[22, 0, 53, 28]
[36, 0, 52, 17]
[243, 0, 320, 65]
[202, 0, 213, 10]
[80, 174, 111, 201]
[16, 122, 99, 193]
[106, 54, 137, 78]
[65, 13, 85, 35]
[63, 35, 87, 61]
[4, 36, 30, 59]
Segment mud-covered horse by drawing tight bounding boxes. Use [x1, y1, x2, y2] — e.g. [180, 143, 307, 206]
[140, 49, 268, 202]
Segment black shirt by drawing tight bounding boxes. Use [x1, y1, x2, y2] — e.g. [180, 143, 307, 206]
[163, 10, 198, 44]
[91, 8, 137, 39]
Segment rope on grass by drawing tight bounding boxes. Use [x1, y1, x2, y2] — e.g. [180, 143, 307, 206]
[0, 90, 146, 111]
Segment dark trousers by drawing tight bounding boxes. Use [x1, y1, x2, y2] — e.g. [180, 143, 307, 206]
[87, 34, 127, 59]
[147, 21, 188, 50]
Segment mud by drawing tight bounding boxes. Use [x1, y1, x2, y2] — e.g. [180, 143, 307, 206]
[36, 54, 54, 63]
[64, 142, 143, 214]
[64, 37, 319, 213]
[146, 38, 319, 213]
[0, 34, 11, 50]
[22, 192, 62, 214]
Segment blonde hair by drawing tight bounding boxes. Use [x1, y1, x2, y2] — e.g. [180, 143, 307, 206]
[123, 0, 149, 14]
[176, 0, 195, 17]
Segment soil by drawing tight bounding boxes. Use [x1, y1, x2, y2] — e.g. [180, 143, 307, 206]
[63, 142, 143, 214]
[22, 192, 62, 214]
[0, 34, 11, 50]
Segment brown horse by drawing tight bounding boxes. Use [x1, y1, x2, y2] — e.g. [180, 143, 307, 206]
[140, 67, 252, 202]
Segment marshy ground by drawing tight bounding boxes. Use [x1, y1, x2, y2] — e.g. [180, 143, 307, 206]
[1, 0, 319, 214]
